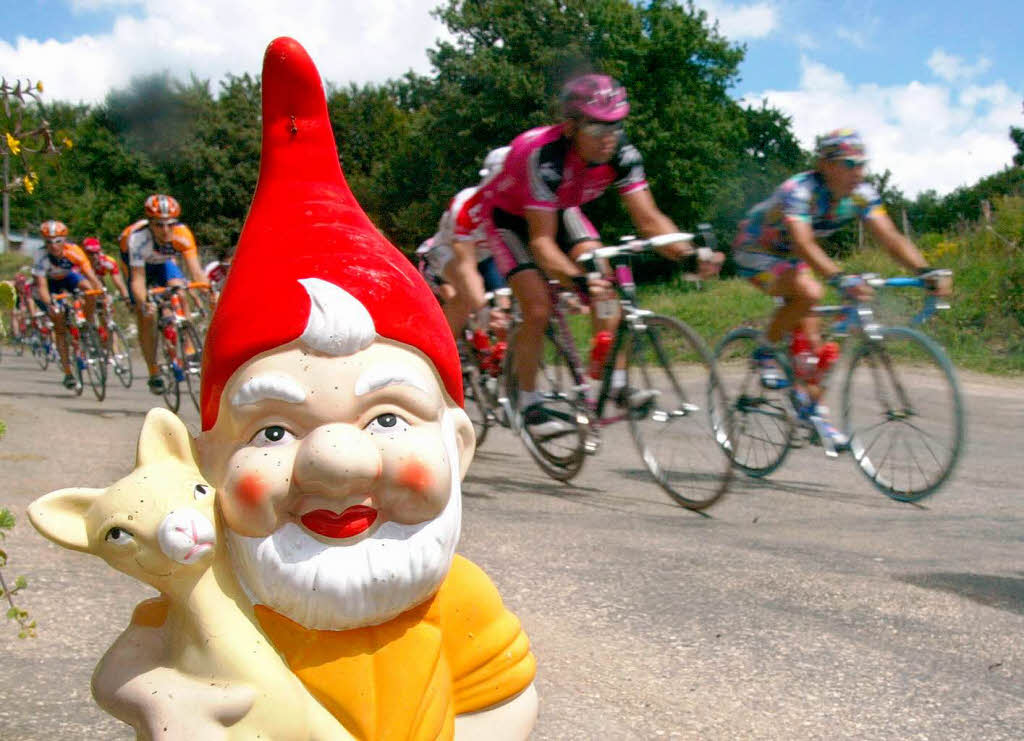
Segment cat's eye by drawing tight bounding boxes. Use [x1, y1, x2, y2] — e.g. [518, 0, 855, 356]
[105, 526, 135, 545]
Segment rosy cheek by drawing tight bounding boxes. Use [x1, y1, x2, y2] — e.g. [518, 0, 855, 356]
[232, 472, 266, 507]
[397, 460, 433, 494]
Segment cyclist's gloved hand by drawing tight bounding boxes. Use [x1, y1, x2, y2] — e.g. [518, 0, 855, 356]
[571, 274, 612, 307]
[828, 272, 874, 301]
[695, 247, 725, 279]
[917, 267, 953, 297]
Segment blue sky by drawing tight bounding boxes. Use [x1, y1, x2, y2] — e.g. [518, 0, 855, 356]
[3, 0, 1021, 196]
[735, 0, 1022, 92]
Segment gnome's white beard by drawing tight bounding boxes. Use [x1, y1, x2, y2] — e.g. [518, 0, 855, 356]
[227, 413, 463, 631]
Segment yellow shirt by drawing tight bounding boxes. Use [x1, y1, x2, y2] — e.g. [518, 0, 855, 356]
[254, 554, 536, 741]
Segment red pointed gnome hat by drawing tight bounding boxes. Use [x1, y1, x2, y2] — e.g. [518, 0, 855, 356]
[200, 37, 461, 430]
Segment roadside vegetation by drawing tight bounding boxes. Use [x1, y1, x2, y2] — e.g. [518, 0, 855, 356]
[1, 0, 1020, 373]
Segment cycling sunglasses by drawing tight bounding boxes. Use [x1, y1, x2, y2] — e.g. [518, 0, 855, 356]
[839, 158, 867, 170]
[44, 237, 66, 246]
[150, 219, 176, 228]
[580, 120, 624, 138]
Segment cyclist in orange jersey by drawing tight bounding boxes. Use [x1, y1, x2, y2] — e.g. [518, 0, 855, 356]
[32, 220, 103, 389]
[119, 194, 205, 394]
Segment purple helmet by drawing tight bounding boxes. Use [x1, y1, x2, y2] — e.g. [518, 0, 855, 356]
[560, 74, 630, 122]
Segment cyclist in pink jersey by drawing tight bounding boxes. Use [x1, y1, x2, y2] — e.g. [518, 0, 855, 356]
[480, 74, 704, 432]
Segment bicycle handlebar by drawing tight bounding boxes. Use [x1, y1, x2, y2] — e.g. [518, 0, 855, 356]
[575, 232, 694, 263]
[855, 271, 953, 324]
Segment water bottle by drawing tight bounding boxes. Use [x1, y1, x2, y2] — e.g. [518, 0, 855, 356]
[816, 342, 840, 379]
[588, 330, 613, 379]
[789, 328, 817, 380]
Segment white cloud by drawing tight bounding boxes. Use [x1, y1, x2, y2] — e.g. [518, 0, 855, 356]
[836, 28, 867, 49]
[742, 56, 1021, 197]
[795, 32, 817, 50]
[0, 0, 451, 105]
[696, 1, 779, 40]
[927, 48, 992, 83]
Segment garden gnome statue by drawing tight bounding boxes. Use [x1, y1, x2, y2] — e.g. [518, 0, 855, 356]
[29, 35, 536, 741]
[196, 36, 537, 739]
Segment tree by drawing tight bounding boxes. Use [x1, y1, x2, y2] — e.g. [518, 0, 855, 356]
[1, 77, 70, 251]
[378, 0, 752, 248]
[1011, 125, 1024, 168]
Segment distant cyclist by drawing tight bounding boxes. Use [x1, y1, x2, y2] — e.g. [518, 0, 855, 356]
[423, 146, 514, 335]
[119, 194, 205, 394]
[81, 237, 130, 302]
[203, 249, 233, 296]
[480, 74, 717, 433]
[732, 128, 952, 446]
[31, 220, 103, 389]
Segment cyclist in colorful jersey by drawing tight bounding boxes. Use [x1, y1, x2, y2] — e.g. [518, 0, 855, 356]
[480, 74, 707, 431]
[81, 237, 130, 302]
[31, 220, 103, 389]
[429, 146, 511, 334]
[732, 128, 951, 446]
[119, 194, 205, 394]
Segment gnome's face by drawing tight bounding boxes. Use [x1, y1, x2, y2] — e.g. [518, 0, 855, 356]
[199, 335, 474, 630]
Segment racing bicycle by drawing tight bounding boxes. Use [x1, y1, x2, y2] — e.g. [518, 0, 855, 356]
[503, 233, 734, 509]
[714, 272, 963, 502]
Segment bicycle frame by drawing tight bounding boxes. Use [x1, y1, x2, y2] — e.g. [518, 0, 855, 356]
[545, 249, 666, 428]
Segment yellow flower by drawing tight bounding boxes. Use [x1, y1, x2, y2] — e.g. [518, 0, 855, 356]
[24, 176, 35, 194]
[36, 81, 44, 93]
[5, 132, 20, 155]
[62, 136, 73, 150]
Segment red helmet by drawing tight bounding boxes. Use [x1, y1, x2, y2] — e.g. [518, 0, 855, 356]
[560, 74, 630, 122]
[40, 220, 69, 238]
[82, 237, 102, 253]
[144, 194, 181, 220]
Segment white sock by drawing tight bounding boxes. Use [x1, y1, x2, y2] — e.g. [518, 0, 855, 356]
[611, 369, 627, 389]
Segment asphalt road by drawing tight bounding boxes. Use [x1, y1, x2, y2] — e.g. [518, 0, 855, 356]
[1, 349, 1022, 740]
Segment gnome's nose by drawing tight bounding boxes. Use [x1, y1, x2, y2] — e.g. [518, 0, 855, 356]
[294, 424, 381, 497]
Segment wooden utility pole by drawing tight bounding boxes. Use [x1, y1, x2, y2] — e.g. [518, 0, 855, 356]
[2, 151, 9, 253]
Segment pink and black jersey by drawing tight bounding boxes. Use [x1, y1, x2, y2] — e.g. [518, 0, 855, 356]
[483, 124, 647, 215]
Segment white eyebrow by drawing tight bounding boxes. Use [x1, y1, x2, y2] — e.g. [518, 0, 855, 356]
[354, 366, 432, 397]
[231, 373, 307, 408]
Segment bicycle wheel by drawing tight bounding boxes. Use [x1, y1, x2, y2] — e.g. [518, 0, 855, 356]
[503, 327, 588, 482]
[80, 324, 108, 401]
[160, 335, 181, 413]
[109, 325, 134, 388]
[713, 327, 795, 478]
[841, 326, 965, 502]
[36, 331, 52, 371]
[70, 338, 85, 397]
[462, 365, 491, 448]
[184, 290, 212, 340]
[625, 314, 733, 509]
[13, 322, 25, 356]
[178, 322, 203, 412]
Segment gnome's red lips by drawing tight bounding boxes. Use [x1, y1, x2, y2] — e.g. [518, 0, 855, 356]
[300, 506, 378, 539]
